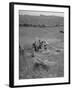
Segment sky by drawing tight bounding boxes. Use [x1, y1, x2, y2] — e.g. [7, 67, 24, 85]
[19, 10, 64, 17]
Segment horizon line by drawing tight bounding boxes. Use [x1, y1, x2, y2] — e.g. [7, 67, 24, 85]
[19, 14, 64, 17]
[19, 10, 64, 17]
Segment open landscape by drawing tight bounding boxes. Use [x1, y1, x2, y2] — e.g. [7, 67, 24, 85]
[19, 11, 64, 79]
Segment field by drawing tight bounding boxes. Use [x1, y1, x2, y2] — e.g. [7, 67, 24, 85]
[19, 26, 64, 79]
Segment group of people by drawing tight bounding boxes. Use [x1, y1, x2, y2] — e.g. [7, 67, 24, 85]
[32, 39, 48, 52]
[19, 38, 48, 57]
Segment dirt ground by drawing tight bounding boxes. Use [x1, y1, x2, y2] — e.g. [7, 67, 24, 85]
[19, 26, 64, 79]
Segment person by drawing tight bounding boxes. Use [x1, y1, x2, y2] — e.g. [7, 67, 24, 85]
[44, 44, 47, 50]
[32, 41, 37, 51]
[38, 40, 42, 49]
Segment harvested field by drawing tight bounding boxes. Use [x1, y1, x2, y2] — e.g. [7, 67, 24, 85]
[19, 26, 64, 79]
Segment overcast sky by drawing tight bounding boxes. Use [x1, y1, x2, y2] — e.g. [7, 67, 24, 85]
[19, 10, 64, 17]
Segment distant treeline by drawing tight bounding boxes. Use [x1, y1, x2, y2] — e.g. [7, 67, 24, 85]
[19, 23, 64, 27]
